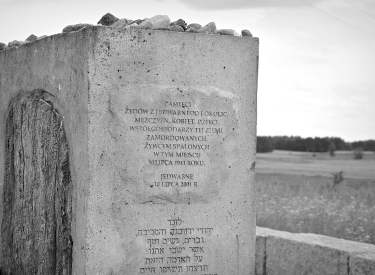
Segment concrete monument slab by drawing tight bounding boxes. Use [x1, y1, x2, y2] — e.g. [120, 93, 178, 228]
[0, 26, 258, 274]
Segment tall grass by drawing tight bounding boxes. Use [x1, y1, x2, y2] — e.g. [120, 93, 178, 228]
[256, 173, 375, 244]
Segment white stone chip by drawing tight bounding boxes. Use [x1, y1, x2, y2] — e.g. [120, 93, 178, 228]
[216, 29, 235, 36]
[198, 22, 217, 34]
[137, 21, 153, 29]
[112, 18, 133, 29]
[8, 40, 23, 47]
[143, 15, 171, 29]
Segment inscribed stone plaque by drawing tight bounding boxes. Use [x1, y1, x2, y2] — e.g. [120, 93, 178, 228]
[105, 84, 246, 274]
[111, 85, 239, 204]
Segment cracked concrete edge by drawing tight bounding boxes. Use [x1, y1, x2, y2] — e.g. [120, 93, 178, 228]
[256, 227, 375, 275]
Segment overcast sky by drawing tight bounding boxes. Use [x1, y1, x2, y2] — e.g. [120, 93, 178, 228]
[1, 0, 374, 141]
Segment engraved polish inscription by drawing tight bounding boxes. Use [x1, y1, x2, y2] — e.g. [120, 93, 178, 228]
[127, 101, 226, 188]
[117, 88, 239, 203]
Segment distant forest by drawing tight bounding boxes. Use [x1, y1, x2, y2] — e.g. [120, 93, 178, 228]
[257, 136, 375, 153]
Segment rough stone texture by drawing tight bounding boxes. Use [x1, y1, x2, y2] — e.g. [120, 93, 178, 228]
[155, 27, 171, 31]
[170, 19, 187, 30]
[186, 27, 198, 33]
[125, 23, 138, 29]
[8, 40, 23, 47]
[62, 23, 92, 33]
[242, 29, 253, 37]
[198, 22, 216, 34]
[267, 235, 348, 275]
[349, 253, 375, 275]
[216, 29, 235, 36]
[138, 21, 154, 29]
[255, 235, 266, 275]
[2, 91, 72, 275]
[97, 12, 119, 26]
[256, 227, 375, 275]
[25, 34, 37, 42]
[170, 25, 184, 32]
[133, 19, 144, 25]
[187, 23, 202, 29]
[186, 28, 198, 33]
[37, 35, 47, 40]
[1, 27, 258, 274]
[112, 18, 133, 29]
[1, 27, 93, 275]
[143, 14, 170, 29]
[0, 43, 5, 50]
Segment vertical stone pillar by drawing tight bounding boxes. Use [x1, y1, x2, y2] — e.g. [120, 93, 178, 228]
[85, 28, 258, 275]
[0, 26, 258, 274]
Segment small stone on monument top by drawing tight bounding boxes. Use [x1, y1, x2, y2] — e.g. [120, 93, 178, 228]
[97, 12, 119, 26]
[187, 23, 202, 29]
[112, 18, 133, 28]
[133, 19, 144, 25]
[62, 23, 92, 33]
[0, 42, 5, 50]
[216, 29, 235, 36]
[170, 25, 184, 32]
[8, 40, 23, 47]
[124, 23, 138, 29]
[137, 21, 154, 29]
[186, 28, 197, 33]
[241, 29, 253, 37]
[198, 22, 216, 34]
[170, 19, 187, 30]
[25, 34, 37, 42]
[186, 23, 201, 33]
[142, 15, 170, 29]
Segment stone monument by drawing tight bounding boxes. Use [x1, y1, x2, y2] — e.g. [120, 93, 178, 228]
[0, 26, 258, 274]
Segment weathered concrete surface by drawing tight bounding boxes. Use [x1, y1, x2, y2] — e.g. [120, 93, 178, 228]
[256, 227, 375, 275]
[1, 27, 259, 274]
[86, 27, 258, 274]
[255, 234, 266, 275]
[349, 253, 375, 275]
[0, 27, 94, 274]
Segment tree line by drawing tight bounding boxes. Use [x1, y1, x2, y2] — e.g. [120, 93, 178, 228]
[256, 136, 375, 153]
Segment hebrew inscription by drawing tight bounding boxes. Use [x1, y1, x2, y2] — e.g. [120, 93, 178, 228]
[137, 217, 217, 275]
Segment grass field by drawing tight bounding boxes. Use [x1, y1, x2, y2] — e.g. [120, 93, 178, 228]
[256, 150, 375, 244]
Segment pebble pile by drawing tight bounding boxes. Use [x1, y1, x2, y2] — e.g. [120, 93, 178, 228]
[0, 13, 253, 51]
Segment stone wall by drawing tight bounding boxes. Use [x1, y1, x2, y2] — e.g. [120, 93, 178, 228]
[256, 227, 375, 275]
